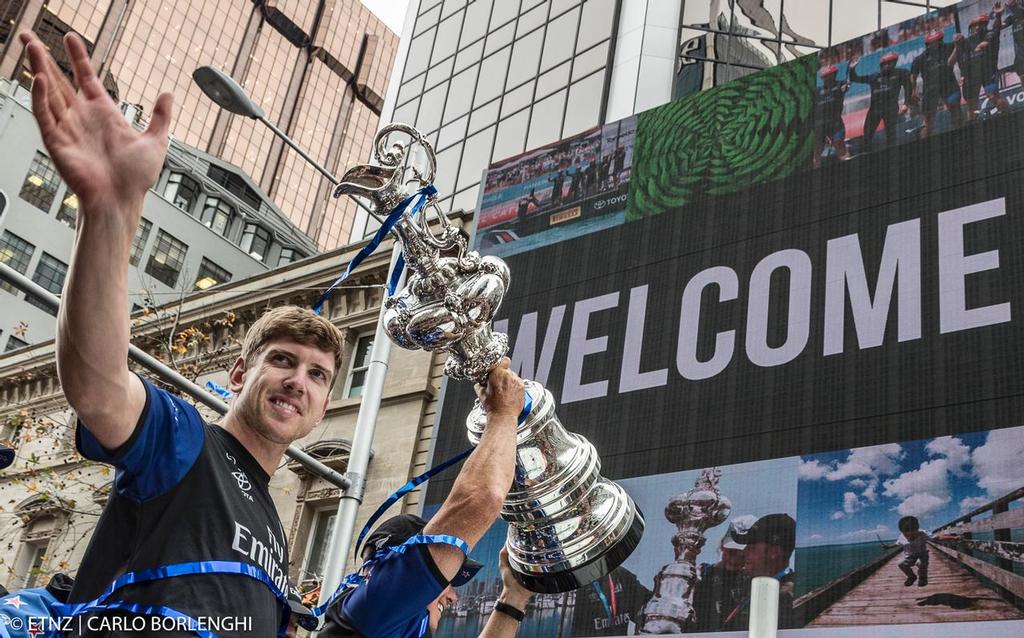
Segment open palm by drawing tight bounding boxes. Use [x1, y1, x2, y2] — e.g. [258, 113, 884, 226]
[20, 31, 172, 215]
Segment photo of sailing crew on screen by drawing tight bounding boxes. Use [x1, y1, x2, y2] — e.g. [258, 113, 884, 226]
[812, 0, 1024, 166]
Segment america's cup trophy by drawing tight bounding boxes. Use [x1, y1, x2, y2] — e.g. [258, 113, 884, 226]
[335, 124, 644, 593]
[639, 467, 731, 632]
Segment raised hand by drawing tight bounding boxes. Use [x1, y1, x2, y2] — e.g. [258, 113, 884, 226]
[19, 31, 172, 219]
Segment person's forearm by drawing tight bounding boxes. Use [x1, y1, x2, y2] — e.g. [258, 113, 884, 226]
[57, 204, 141, 420]
[442, 412, 518, 536]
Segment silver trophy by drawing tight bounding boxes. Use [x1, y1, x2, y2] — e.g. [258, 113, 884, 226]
[640, 467, 732, 633]
[335, 124, 644, 593]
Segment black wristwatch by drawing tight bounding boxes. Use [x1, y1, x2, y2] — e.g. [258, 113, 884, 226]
[494, 600, 525, 622]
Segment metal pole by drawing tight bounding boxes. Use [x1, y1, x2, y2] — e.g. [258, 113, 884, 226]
[0, 261, 350, 490]
[748, 576, 780, 638]
[317, 243, 402, 603]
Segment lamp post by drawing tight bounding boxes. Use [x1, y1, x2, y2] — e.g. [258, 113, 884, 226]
[193, 67, 405, 605]
[191, 66, 386, 224]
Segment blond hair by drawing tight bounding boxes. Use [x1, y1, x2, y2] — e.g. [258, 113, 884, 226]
[241, 306, 345, 385]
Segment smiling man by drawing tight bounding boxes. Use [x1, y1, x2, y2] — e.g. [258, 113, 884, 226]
[21, 27, 526, 636]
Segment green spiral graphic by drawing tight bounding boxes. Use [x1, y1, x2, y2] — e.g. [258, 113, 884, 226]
[627, 56, 817, 220]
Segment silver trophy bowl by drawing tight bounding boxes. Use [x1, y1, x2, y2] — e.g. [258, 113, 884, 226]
[336, 124, 644, 593]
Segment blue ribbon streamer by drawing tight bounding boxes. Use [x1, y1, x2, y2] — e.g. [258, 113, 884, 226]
[55, 560, 291, 638]
[592, 581, 613, 620]
[205, 380, 233, 400]
[313, 185, 437, 314]
[351, 388, 533, 561]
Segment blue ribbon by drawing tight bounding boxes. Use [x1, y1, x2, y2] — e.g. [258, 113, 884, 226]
[313, 185, 437, 314]
[55, 560, 291, 638]
[592, 580, 613, 620]
[351, 388, 534, 561]
[205, 380, 233, 400]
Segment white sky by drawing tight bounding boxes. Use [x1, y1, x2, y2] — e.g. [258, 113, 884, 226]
[361, 0, 410, 35]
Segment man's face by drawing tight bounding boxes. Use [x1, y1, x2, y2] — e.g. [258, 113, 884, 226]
[903, 528, 921, 541]
[427, 586, 458, 633]
[742, 543, 787, 578]
[721, 547, 745, 571]
[228, 338, 335, 445]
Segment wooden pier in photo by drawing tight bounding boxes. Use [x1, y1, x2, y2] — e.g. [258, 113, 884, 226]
[795, 487, 1024, 627]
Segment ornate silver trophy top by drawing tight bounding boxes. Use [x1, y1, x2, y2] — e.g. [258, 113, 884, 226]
[335, 123, 510, 383]
[337, 123, 644, 594]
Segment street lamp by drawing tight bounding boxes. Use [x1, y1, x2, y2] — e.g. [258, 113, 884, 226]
[191, 66, 385, 224]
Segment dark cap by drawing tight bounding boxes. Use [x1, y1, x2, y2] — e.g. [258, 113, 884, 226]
[0, 446, 13, 470]
[288, 590, 319, 631]
[731, 513, 796, 552]
[363, 514, 483, 587]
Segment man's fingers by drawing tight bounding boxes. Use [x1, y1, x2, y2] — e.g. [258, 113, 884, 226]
[145, 93, 174, 141]
[24, 41, 67, 122]
[64, 33, 105, 100]
[29, 74, 57, 136]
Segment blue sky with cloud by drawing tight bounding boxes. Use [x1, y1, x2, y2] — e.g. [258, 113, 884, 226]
[796, 425, 1024, 547]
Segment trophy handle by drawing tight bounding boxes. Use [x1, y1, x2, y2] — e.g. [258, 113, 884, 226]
[374, 123, 437, 186]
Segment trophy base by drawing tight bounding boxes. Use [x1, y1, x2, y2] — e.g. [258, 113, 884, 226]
[510, 504, 645, 594]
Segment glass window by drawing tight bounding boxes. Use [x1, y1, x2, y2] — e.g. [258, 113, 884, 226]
[425, 56, 455, 89]
[458, 126, 495, 191]
[541, 7, 580, 72]
[240, 223, 272, 262]
[572, 42, 609, 82]
[433, 144, 461, 196]
[301, 507, 337, 583]
[346, 334, 374, 398]
[0, 231, 35, 296]
[145, 230, 189, 288]
[26, 252, 68, 311]
[277, 247, 304, 266]
[517, 2, 548, 39]
[438, 115, 469, 151]
[130, 218, 152, 267]
[476, 46, 512, 105]
[577, 0, 615, 50]
[404, 29, 436, 80]
[416, 81, 449, 134]
[484, 21, 514, 56]
[563, 71, 604, 137]
[459, 0, 492, 47]
[490, 0, 518, 30]
[454, 41, 484, 74]
[501, 82, 535, 119]
[832, 0, 880, 45]
[163, 173, 201, 213]
[469, 98, 501, 136]
[199, 197, 234, 235]
[0, 1, 27, 48]
[432, 13, 461, 64]
[415, 2, 441, 36]
[5, 335, 28, 353]
[527, 89, 567, 150]
[507, 30, 544, 90]
[19, 152, 60, 213]
[56, 192, 79, 228]
[443, 66, 479, 124]
[493, 110, 530, 163]
[193, 257, 232, 290]
[781, 0, 831, 48]
[537, 61, 571, 99]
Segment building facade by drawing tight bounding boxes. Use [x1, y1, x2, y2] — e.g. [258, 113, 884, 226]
[0, 0, 398, 251]
[0, 79, 316, 352]
[352, 0, 961, 239]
